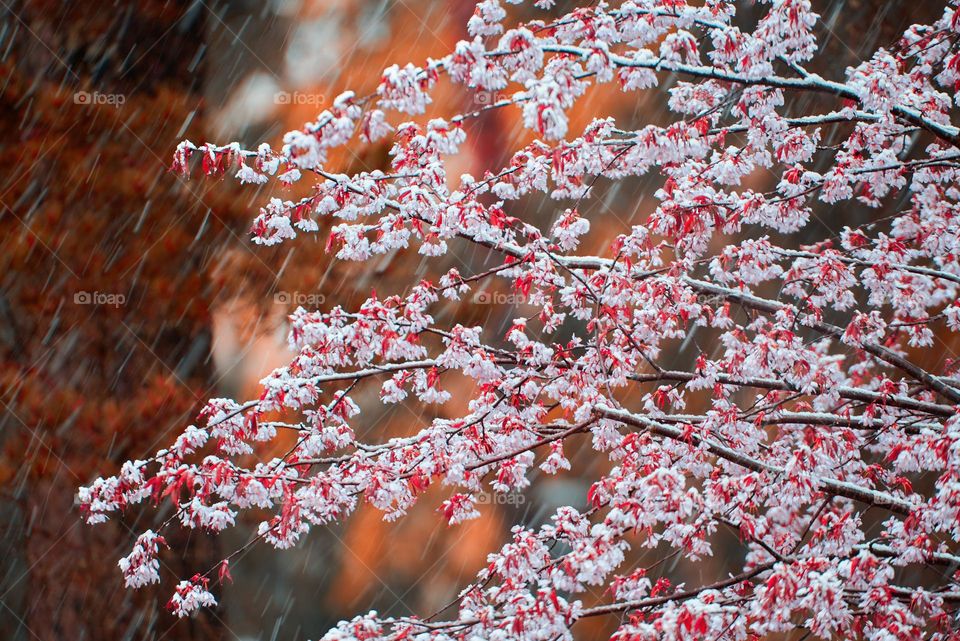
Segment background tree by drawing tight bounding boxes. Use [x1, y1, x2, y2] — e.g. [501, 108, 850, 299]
[0, 1, 251, 638]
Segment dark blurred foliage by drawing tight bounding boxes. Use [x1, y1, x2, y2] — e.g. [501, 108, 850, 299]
[0, 1, 243, 638]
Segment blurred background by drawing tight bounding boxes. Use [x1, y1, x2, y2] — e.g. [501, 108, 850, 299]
[0, 1, 945, 639]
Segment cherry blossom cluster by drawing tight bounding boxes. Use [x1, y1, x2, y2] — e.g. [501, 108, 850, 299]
[84, 1, 960, 639]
